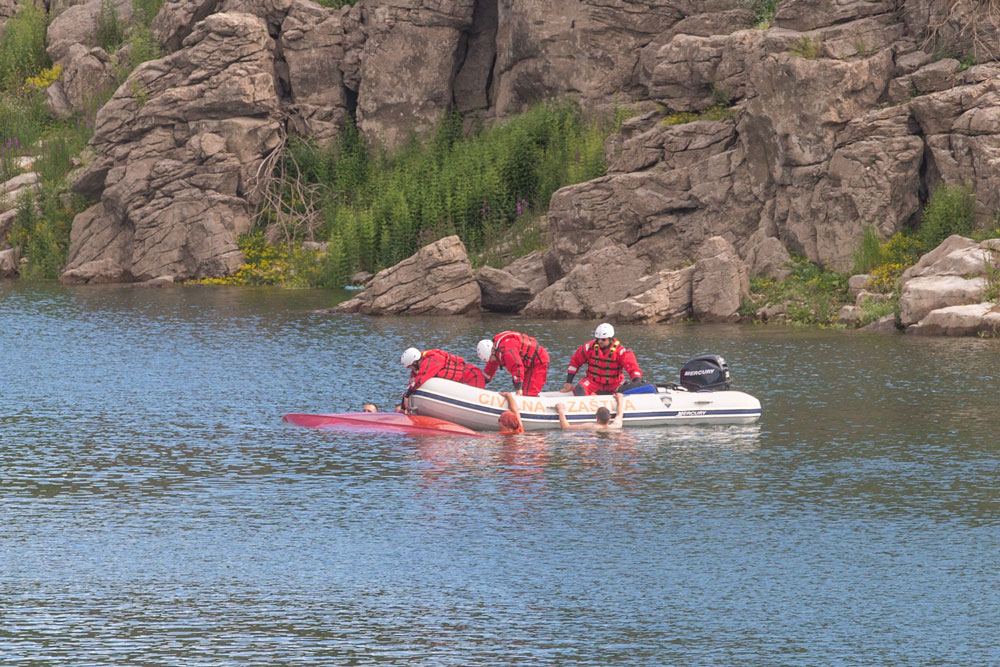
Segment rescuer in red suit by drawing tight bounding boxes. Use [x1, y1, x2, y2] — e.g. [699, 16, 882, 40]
[476, 331, 549, 397]
[397, 347, 486, 412]
[560, 323, 642, 396]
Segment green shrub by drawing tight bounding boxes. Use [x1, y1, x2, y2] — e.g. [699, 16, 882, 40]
[663, 102, 733, 126]
[123, 24, 163, 69]
[789, 36, 823, 59]
[95, 0, 127, 53]
[260, 102, 621, 287]
[740, 254, 850, 326]
[919, 181, 976, 250]
[196, 232, 327, 286]
[6, 187, 84, 280]
[0, 2, 51, 90]
[855, 232, 922, 293]
[737, 0, 777, 29]
[852, 225, 883, 274]
[132, 0, 165, 27]
[856, 293, 898, 326]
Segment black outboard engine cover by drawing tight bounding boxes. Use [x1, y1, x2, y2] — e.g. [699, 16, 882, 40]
[679, 354, 731, 391]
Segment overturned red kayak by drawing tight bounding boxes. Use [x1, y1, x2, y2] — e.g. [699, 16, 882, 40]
[282, 412, 484, 437]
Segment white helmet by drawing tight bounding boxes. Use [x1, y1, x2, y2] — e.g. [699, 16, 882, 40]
[401, 347, 421, 368]
[595, 323, 615, 339]
[476, 339, 494, 362]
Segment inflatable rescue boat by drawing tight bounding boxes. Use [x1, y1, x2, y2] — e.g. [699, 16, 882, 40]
[410, 354, 762, 431]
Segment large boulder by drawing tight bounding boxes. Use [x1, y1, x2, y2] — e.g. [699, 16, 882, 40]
[545, 119, 762, 283]
[500, 250, 548, 295]
[907, 303, 1000, 337]
[745, 235, 792, 279]
[62, 13, 281, 283]
[476, 265, 533, 313]
[898, 275, 988, 327]
[691, 236, 749, 322]
[522, 241, 648, 318]
[333, 235, 481, 315]
[0, 247, 18, 278]
[0, 209, 17, 248]
[46, 0, 132, 63]
[605, 265, 695, 324]
[57, 44, 118, 112]
[897, 236, 998, 328]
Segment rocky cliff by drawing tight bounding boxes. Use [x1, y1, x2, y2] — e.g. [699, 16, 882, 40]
[13, 0, 1000, 295]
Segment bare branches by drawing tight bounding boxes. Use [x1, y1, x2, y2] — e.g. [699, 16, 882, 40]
[248, 124, 324, 248]
[923, 0, 1000, 64]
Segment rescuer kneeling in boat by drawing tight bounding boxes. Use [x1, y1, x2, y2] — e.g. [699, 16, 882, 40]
[397, 347, 487, 412]
[561, 323, 643, 396]
[477, 330, 549, 396]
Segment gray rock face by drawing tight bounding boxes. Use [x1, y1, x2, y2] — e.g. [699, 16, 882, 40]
[899, 275, 988, 327]
[476, 265, 533, 313]
[907, 304, 1000, 337]
[501, 250, 548, 295]
[333, 235, 480, 315]
[0, 248, 18, 278]
[62, 13, 281, 283]
[692, 236, 749, 323]
[605, 265, 695, 324]
[523, 241, 649, 319]
[746, 236, 792, 280]
[546, 119, 761, 283]
[492, 0, 680, 117]
[896, 236, 999, 331]
[36, 0, 1000, 302]
[0, 209, 17, 249]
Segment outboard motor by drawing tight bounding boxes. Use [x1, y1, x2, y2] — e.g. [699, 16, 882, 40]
[679, 354, 731, 391]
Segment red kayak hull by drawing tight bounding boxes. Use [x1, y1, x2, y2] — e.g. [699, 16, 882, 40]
[282, 412, 483, 437]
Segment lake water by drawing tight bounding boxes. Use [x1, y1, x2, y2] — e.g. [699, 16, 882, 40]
[2, 283, 998, 665]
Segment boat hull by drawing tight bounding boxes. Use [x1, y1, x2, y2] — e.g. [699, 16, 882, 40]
[283, 412, 483, 436]
[409, 378, 762, 431]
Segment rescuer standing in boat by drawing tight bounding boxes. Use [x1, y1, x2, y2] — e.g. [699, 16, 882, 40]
[477, 331, 550, 396]
[397, 347, 487, 412]
[561, 323, 643, 396]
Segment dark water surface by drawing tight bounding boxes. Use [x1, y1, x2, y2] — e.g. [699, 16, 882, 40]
[2, 283, 998, 665]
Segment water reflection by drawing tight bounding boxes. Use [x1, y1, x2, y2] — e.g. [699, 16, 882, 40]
[2, 284, 1000, 665]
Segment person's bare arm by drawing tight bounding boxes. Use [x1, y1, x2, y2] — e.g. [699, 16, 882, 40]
[611, 392, 625, 429]
[555, 402, 574, 430]
[503, 392, 522, 423]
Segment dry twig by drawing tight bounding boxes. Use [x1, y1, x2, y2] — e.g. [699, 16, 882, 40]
[248, 124, 324, 248]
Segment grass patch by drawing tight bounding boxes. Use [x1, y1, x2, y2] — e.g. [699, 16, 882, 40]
[740, 254, 850, 325]
[250, 101, 626, 287]
[788, 36, 823, 59]
[852, 225, 883, 274]
[919, 181, 975, 250]
[856, 292, 898, 327]
[852, 231, 922, 293]
[662, 99, 734, 126]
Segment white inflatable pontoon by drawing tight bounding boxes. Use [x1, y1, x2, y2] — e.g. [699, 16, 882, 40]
[409, 377, 762, 432]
